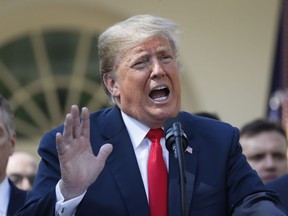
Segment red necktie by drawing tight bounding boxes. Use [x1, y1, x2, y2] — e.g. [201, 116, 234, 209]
[147, 129, 168, 216]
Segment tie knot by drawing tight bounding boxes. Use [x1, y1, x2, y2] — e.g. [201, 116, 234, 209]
[147, 128, 164, 141]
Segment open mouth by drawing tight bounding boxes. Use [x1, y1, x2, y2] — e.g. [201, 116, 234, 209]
[149, 85, 170, 102]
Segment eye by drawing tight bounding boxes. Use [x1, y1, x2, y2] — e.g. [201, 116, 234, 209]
[132, 58, 149, 69]
[133, 61, 146, 68]
[159, 54, 173, 63]
[272, 152, 286, 161]
[249, 154, 265, 161]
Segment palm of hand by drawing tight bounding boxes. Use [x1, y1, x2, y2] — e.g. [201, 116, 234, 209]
[56, 105, 113, 200]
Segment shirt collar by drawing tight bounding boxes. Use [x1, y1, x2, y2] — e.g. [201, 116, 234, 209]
[0, 176, 10, 215]
[121, 111, 150, 150]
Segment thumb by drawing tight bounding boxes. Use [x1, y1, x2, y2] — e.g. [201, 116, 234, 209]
[96, 143, 113, 170]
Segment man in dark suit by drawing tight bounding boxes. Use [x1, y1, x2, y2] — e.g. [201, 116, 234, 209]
[7, 179, 26, 216]
[16, 15, 286, 215]
[267, 174, 288, 212]
[240, 119, 288, 184]
[0, 95, 26, 216]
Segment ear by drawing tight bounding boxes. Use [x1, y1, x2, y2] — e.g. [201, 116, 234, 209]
[9, 133, 16, 156]
[103, 73, 120, 97]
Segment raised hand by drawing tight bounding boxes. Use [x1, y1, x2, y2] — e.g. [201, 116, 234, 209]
[56, 105, 113, 200]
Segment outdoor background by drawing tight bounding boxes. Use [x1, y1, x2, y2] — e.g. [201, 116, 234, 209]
[0, 0, 282, 158]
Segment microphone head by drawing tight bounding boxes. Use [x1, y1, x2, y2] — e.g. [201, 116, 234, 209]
[164, 118, 188, 152]
[164, 117, 178, 134]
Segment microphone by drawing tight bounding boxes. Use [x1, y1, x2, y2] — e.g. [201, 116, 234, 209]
[164, 117, 188, 216]
[164, 118, 188, 157]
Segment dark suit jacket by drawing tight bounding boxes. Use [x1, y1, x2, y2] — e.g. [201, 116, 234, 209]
[7, 179, 26, 216]
[267, 174, 288, 212]
[16, 106, 286, 215]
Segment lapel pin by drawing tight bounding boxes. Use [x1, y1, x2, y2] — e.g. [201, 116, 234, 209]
[185, 146, 193, 154]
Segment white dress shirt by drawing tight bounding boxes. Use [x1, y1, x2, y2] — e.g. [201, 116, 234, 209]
[55, 111, 169, 215]
[0, 177, 11, 216]
[123, 111, 169, 199]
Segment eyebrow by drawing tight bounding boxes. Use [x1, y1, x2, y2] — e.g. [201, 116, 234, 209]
[130, 46, 172, 61]
[156, 46, 171, 53]
[130, 52, 149, 62]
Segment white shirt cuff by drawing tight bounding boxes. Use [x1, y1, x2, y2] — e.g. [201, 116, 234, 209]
[55, 180, 86, 216]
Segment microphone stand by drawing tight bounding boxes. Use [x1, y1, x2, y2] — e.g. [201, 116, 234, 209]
[172, 123, 188, 216]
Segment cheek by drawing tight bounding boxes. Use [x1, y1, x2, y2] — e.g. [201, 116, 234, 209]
[122, 76, 146, 94]
[278, 161, 288, 168]
[171, 72, 181, 89]
[119, 85, 142, 104]
[0, 145, 10, 156]
[0, 138, 8, 150]
[0, 137, 14, 155]
[0, 146, 11, 166]
[249, 161, 262, 170]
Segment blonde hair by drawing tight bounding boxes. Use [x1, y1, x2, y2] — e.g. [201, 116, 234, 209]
[98, 14, 181, 103]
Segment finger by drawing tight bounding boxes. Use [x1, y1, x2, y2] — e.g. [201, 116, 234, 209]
[63, 113, 73, 142]
[56, 132, 64, 155]
[81, 107, 90, 139]
[96, 144, 113, 170]
[71, 105, 81, 138]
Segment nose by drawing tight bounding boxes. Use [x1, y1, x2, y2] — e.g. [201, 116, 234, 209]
[19, 177, 32, 190]
[150, 58, 165, 79]
[263, 155, 276, 169]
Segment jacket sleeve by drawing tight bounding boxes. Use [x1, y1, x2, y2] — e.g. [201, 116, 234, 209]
[233, 191, 288, 215]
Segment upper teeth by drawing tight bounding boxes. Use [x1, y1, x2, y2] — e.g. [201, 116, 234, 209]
[154, 85, 166, 90]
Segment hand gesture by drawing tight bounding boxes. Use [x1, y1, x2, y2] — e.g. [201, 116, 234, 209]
[56, 105, 113, 200]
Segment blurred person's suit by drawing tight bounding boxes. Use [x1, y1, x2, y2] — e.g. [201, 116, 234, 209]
[267, 174, 288, 212]
[7, 179, 26, 216]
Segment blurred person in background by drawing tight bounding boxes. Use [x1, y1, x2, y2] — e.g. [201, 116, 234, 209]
[0, 95, 26, 216]
[6, 151, 38, 191]
[240, 119, 288, 184]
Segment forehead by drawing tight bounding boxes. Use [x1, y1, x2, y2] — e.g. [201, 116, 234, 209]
[9, 159, 36, 173]
[124, 37, 172, 56]
[241, 131, 288, 153]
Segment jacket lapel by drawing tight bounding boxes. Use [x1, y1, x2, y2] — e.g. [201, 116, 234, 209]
[168, 114, 199, 216]
[99, 107, 150, 216]
[94, 107, 198, 216]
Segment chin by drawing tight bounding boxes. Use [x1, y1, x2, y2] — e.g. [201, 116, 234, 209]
[154, 107, 179, 119]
